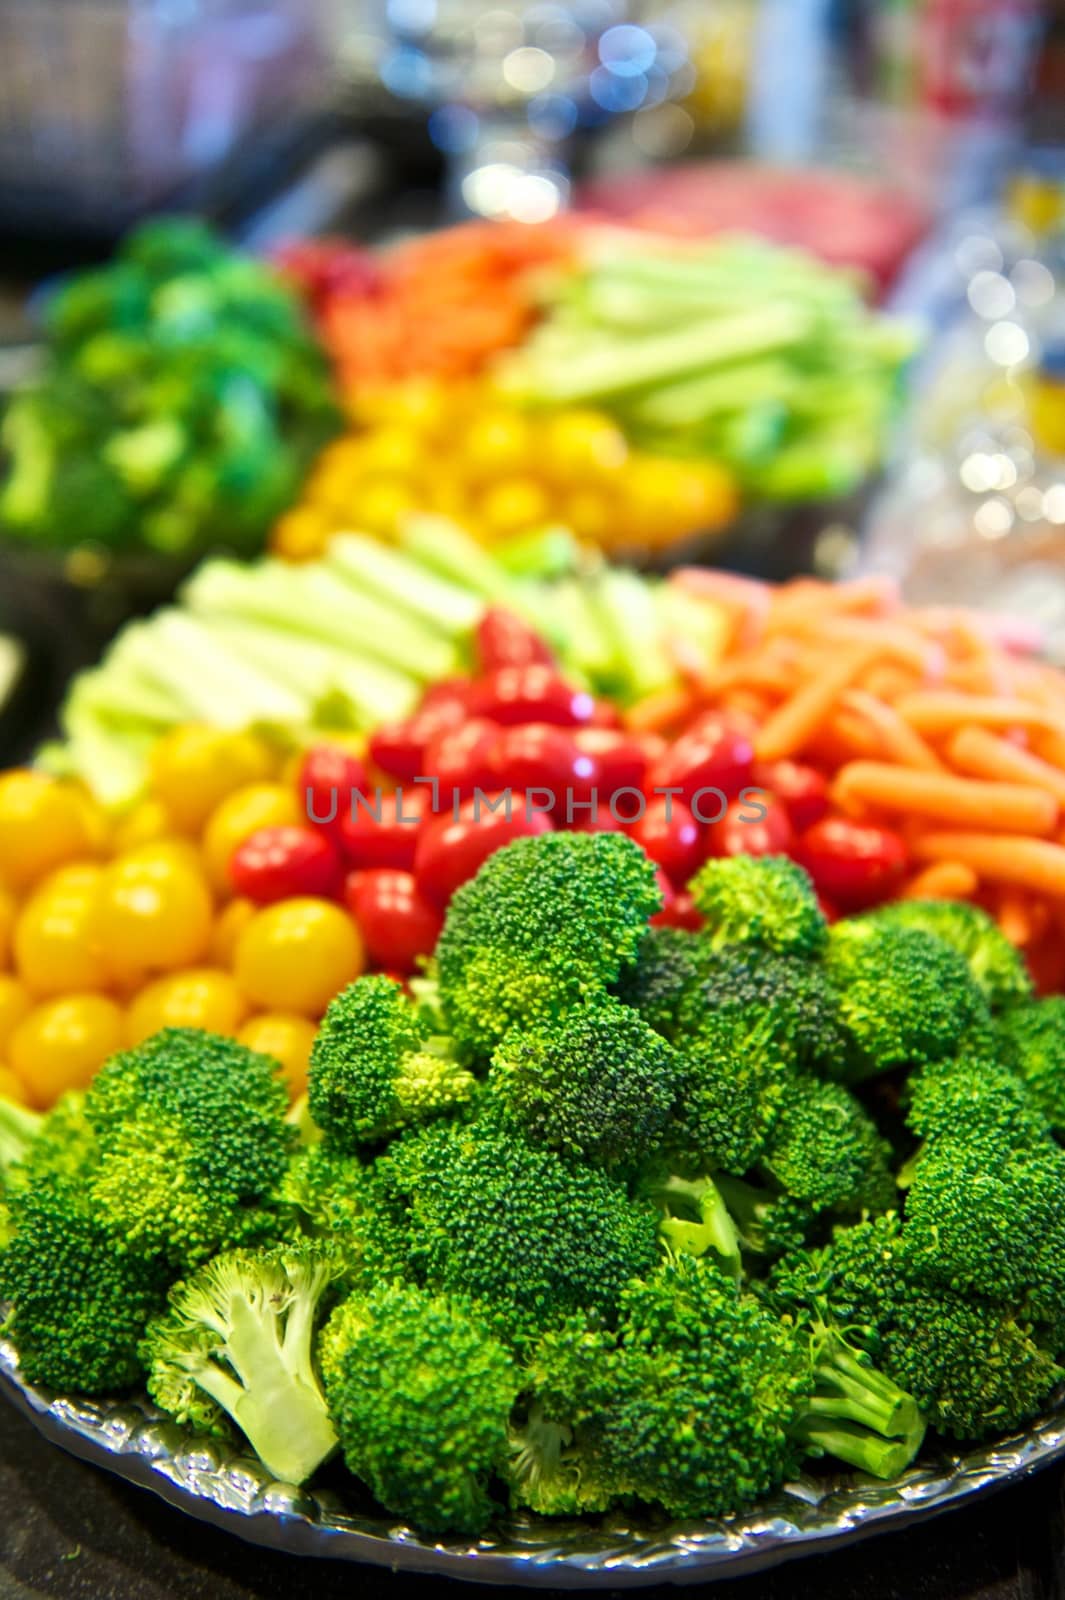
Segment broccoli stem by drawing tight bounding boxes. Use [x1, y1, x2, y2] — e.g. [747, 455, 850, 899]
[0, 1097, 41, 1180]
[657, 1175, 742, 1281]
[795, 1334, 926, 1480]
[191, 1293, 337, 1486]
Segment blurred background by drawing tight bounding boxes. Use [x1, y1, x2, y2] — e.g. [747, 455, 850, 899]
[1, 0, 1065, 751]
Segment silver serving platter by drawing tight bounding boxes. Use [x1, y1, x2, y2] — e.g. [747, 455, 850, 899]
[2, 1337, 1064, 1589]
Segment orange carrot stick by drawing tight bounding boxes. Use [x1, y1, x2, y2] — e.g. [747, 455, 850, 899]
[910, 832, 1065, 898]
[996, 889, 1037, 947]
[624, 685, 694, 735]
[947, 726, 1065, 807]
[832, 762, 1059, 835]
[840, 691, 946, 772]
[896, 692, 1065, 738]
[754, 647, 878, 762]
[901, 861, 979, 900]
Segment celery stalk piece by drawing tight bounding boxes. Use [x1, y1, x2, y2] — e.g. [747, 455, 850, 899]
[47, 703, 159, 807]
[69, 656, 181, 726]
[590, 570, 677, 703]
[208, 618, 420, 727]
[502, 304, 810, 405]
[185, 559, 459, 683]
[655, 585, 732, 681]
[326, 531, 484, 634]
[493, 526, 581, 580]
[396, 515, 518, 604]
[543, 578, 624, 692]
[626, 361, 800, 431]
[137, 611, 309, 729]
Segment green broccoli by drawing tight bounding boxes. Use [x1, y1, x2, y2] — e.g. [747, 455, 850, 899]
[996, 998, 1065, 1135]
[687, 855, 828, 957]
[824, 920, 990, 1081]
[0, 1178, 170, 1393]
[84, 1029, 293, 1270]
[308, 976, 475, 1149]
[676, 943, 848, 1075]
[0, 1090, 97, 1197]
[373, 1119, 660, 1350]
[434, 832, 663, 1057]
[672, 1003, 797, 1174]
[639, 1166, 743, 1278]
[141, 1240, 344, 1485]
[867, 899, 1033, 1011]
[487, 996, 682, 1168]
[281, 1140, 410, 1284]
[612, 924, 707, 1039]
[769, 1216, 1062, 1441]
[320, 1283, 520, 1533]
[901, 1053, 1053, 1175]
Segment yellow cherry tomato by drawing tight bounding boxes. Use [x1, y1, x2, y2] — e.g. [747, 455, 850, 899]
[238, 1012, 317, 1097]
[0, 975, 32, 1053]
[558, 487, 618, 546]
[0, 886, 15, 968]
[0, 1065, 29, 1104]
[0, 771, 100, 892]
[111, 798, 174, 854]
[211, 897, 258, 967]
[14, 866, 109, 997]
[93, 842, 213, 976]
[352, 427, 425, 480]
[11, 994, 124, 1107]
[460, 410, 534, 480]
[353, 478, 416, 539]
[203, 783, 301, 895]
[126, 968, 248, 1046]
[235, 899, 363, 1017]
[149, 726, 276, 835]
[273, 509, 332, 562]
[477, 478, 552, 542]
[543, 410, 628, 485]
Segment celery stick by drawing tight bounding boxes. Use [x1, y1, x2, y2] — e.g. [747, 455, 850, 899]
[208, 618, 419, 726]
[655, 586, 732, 680]
[72, 656, 180, 726]
[493, 526, 580, 580]
[505, 304, 810, 405]
[627, 361, 799, 430]
[139, 612, 308, 728]
[546, 578, 624, 690]
[590, 570, 677, 703]
[397, 516, 518, 604]
[326, 532, 483, 634]
[49, 704, 157, 807]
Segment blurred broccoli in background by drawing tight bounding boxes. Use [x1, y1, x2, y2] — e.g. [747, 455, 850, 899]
[0, 219, 339, 560]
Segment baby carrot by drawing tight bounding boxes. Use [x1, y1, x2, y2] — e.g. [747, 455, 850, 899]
[841, 691, 945, 772]
[901, 861, 979, 900]
[911, 833, 1065, 899]
[624, 684, 695, 735]
[947, 726, 1065, 807]
[832, 762, 1058, 835]
[755, 647, 878, 763]
[897, 693, 1065, 738]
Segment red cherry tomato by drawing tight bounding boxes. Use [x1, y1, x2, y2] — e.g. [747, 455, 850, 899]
[419, 677, 474, 711]
[648, 711, 754, 809]
[588, 701, 623, 729]
[795, 817, 908, 911]
[339, 787, 430, 871]
[751, 760, 829, 835]
[370, 698, 467, 784]
[297, 745, 368, 844]
[467, 666, 596, 728]
[230, 826, 343, 905]
[647, 867, 675, 926]
[424, 719, 500, 808]
[489, 724, 597, 823]
[629, 797, 702, 888]
[706, 794, 795, 860]
[569, 811, 626, 834]
[653, 889, 703, 930]
[414, 792, 554, 906]
[345, 868, 444, 974]
[475, 607, 555, 673]
[574, 729, 649, 800]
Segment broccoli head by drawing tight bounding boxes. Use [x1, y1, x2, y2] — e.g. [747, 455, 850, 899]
[824, 920, 990, 1081]
[0, 1178, 170, 1393]
[320, 1283, 520, 1533]
[487, 996, 683, 1169]
[85, 1029, 293, 1270]
[676, 943, 847, 1077]
[373, 1119, 660, 1349]
[309, 977, 475, 1149]
[902, 1053, 1053, 1172]
[867, 899, 1032, 1012]
[687, 855, 828, 957]
[671, 1003, 797, 1175]
[434, 832, 662, 1057]
[612, 925, 707, 1040]
[141, 1240, 344, 1485]
[996, 998, 1065, 1136]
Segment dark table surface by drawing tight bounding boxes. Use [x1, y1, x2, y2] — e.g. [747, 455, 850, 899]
[1, 1397, 1063, 1600]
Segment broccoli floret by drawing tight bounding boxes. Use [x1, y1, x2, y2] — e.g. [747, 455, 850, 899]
[487, 997, 682, 1169]
[687, 855, 828, 957]
[0, 1179, 170, 1393]
[769, 1216, 1062, 1441]
[867, 900, 1033, 1012]
[612, 925, 707, 1039]
[673, 1004, 797, 1174]
[281, 1141, 411, 1284]
[0, 1096, 42, 1194]
[309, 977, 476, 1149]
[0, 1091, 98, 1199]
[373, 1120, 660, 1349]
[997, 999, 1065, 1136]
[639, 1166, 743, 1278]
[141, 1241, 344, 1485]
[320, 1284, 520, 1533]
[434, 832, 662, 1057]
[902, 1053, 1053, 1174]
[687, 944, 846, 1071]
[504, 1394, 620, 1517]
[85, 1029, 293, 1271]
[824, 921, 990, 1081]
[761, 1075, 896, 1217]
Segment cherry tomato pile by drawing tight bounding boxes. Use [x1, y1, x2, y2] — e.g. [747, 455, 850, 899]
[0, 614, 917, 1113]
